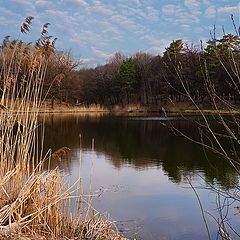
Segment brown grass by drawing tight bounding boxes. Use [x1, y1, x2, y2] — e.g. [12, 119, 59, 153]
[0, 17, 126, 240]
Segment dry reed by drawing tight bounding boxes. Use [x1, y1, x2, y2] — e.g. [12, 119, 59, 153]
[0, 17, 126, 240]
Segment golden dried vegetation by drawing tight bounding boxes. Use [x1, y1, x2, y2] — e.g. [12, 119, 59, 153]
[0, 17, 126, 240]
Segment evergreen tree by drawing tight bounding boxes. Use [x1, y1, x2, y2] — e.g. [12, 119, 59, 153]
[117, 58, 136, 104]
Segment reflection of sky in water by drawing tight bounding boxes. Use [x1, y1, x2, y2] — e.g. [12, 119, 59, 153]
[61, 149, 233, 240]
[44, 115, 240, 240]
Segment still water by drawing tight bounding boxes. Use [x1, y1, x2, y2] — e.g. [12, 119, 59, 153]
[43, 114, 240, 240]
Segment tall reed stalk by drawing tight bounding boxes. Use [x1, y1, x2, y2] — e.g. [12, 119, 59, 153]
[0, 17, 125, 240]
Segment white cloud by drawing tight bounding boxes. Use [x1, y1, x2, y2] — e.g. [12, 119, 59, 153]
[203, 0, 212, 5]
[141, 35, 172, 55]
[0, 7, 19, 17]
[132, 0, 141, 4]
[70, 30, 109, 48]
[162, 4, 179, 15]
[80, 57, 96, 66]
[91, 47, 113, 59]
[145, 6, 159, 21]
[71, 0, 89, 7]
[146, 45, 167, 55]
[94, 5, 115, 16]
[35, 0, 52, 9]
[184, 0, 201, 12]
[162, 4, 200, 27]
[42, 9, 69, 20]
[97, 21, 123, 39]
[110, 14, 139, 31]
[118, 0, 142, 5]
[90, 0, 115, 16]
[8, 0, 35, 11]
[120, 7, 157, 22]
[217, 6, 239, 15]
[205, 6, 216, 18]
[2, 0, 238, 66]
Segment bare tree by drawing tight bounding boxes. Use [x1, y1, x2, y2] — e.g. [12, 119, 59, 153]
[163, 19, 240, 240]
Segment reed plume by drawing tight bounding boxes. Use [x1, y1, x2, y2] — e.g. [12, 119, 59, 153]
[0, 16, 125, 240]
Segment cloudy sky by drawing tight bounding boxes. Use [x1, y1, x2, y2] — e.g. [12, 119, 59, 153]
[0, 0, 239, 66]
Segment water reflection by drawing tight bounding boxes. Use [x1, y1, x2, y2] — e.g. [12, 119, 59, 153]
[41, 113, 240, 239]
[43, 114, 237, 189]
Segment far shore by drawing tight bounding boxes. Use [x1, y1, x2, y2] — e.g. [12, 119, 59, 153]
[2, 101, 239, 116]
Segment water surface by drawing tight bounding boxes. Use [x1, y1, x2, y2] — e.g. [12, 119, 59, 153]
[43, 114, 240, 240]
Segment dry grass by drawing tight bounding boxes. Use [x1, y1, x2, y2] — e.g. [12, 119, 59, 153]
[0, 160, 125, 239]
[2, 100, 110, 114]
[43, 101, 109, 113]
[0, 17, 126, 240]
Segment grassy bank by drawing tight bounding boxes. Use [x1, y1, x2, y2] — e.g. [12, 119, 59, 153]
[11, 100, 239, 115]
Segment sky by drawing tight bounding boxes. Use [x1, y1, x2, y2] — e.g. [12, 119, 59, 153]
[0, 0, 239, 67]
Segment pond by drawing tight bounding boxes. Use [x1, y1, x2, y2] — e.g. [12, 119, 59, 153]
[43, 114, 240, 240]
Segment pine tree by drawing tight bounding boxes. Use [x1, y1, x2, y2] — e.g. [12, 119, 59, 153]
[117, 58, 136, 104]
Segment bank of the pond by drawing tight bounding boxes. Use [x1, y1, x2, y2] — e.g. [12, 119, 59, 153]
[25, 101, 240, 115]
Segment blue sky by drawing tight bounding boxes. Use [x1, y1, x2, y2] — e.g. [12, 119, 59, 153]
[0, 0, 239, 66]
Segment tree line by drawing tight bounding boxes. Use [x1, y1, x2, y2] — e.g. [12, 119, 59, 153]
[1, 32, 239, 108]
[80, 33, 239, 107]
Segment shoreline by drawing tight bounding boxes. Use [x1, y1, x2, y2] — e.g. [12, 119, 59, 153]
[1, 101, 239, 116]
[2, 109, 239, 116]
[2, 105, 239, 116]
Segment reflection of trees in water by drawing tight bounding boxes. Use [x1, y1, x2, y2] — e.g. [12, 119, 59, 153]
[42, 114, 238, 189]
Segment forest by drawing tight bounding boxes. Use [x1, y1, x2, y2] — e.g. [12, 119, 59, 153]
[1, 28, 240, 109]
